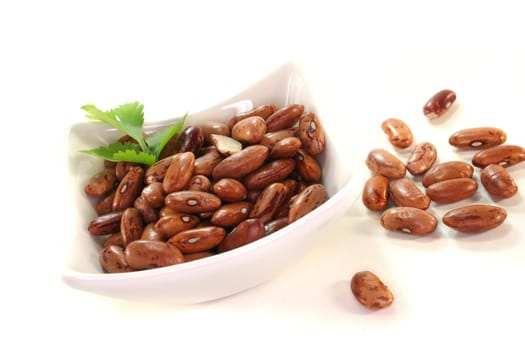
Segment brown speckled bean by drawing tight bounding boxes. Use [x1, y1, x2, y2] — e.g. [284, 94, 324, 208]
[381, 118, 413, 148]
[442, 205, 507, 233]
[423, 89, 456, 119]
[480, 164, 518, 198]
[366, 149, 406, 179]
[380, 207, 437, 235]
[351, 271, 393, 310]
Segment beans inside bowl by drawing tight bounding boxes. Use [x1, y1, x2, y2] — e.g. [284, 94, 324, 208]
[62, 62, 361, 303]
[85, 103, 329, 273]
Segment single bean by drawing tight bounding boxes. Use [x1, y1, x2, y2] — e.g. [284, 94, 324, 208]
[112, 166, 144, 211]
[288, 184, 329, 223]
[425, 178, 478, 203]
[380, 207, 437, 235]
[84, 169, 117, 197]
[381, 118, 413, 148]
[265, 104, 304, 132]
[366, 149, 406, 179]
[124, 240, 184, 270]
[120, 207, 143, 247]
[480, 164, 518, 198]
[164, 191, 222, 214]
[351, 271, 393, 310]
[231, 116, 267, 144]
[423, 89, 456, 119]
[168, 226, 226, 254]
[449, 127, 507, 149]
[406, 142, 437, 176]
[442, 204, 507, 233]
[217, 218, 265, 253]
[362, 175, 390, 211]
[389, 178, 431, 210]
[299, 112, 325, 155]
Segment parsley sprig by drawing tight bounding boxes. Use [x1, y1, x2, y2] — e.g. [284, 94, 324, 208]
[80, 102, 186, 166]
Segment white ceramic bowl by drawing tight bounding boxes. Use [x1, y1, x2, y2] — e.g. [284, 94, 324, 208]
[63, 62, 361, 304]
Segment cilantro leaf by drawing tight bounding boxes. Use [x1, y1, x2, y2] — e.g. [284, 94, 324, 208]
[146, 114, 187, 158]
[80, 102, 188, 165]
[80, 141, 157, 165]
[81, 102, 148, 151]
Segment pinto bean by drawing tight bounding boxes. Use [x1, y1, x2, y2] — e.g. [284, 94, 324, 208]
[381, 118, 413, 148]
[442, 205, 507, 233]
[406, 142, 437, 176]
[389, 178, 431, 210]
[423, 89, 456, 119]
[449, 127, 507, 149]
[362, 175, 389, 211]
[366, 149, 406, 179]
[380, 207, 438, 235]
[480, 164, 518, 198]
[425, 178, 478, 203]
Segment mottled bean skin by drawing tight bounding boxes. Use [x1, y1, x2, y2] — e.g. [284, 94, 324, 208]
[449, 127, 507, 149]
[423, 89, 456, 119]
[99, 245, 134, 273]
[112, 166, 144, 211]
[212, 178, 247, 202]
[229, 103, 278, 129]
[88, 211, 123, 235]
[212, 145, 269, 180]
[351, 271, 393, 310]
[243, 158, 296, 190]
[425, 178, 478, 203]
[380, 207, 438, 235]
[249, 183, 289, 224]
[480, 164, 518, 198]
[84, 169, 117, 197]
[265, 104, 304, 132]
[124, 240, 184, 270]
[165, 191, 222, 214]
[217, 219, 265, 253]
[362, 175, 389, 211]
[366, 149, 406, 179]
[168, 226, 226, 253]
[288, 184, 329, 223]
[120, 207, 144, 247]
[389, 178, 431, 210]
[299, 112, 325, 155]
[162, 152, 195, 194]
[406, 142, 437, 176]
[472, 145, 525, 168]
[442, 205, 507, 233]
[381, 118, 413, 148]
[231, 116, 266, 144]
[421, 161, 474, 188]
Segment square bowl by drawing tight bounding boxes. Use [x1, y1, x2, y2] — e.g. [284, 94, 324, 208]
[63, 61, 362, 304]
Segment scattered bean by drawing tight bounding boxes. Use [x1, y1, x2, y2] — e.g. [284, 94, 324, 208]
[381, 118, 413, 148]
[442, 204, 507, 233]
[423, 89, 456, 119]
[350, 271, 393, 310]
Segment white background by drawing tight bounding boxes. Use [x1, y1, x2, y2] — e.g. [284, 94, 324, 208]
[1, 1, 524, 349]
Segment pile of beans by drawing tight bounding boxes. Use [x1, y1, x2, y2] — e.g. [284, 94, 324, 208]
[84, 103, 329, 273]
[352, 89, 524, 311]
[362, 89, 525, 235]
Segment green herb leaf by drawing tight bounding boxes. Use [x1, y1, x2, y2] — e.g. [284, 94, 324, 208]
[81, 102, 147, 151]
[80, 141, 157, 165]
[146, 114, 187, 158]
[80, 102, 188, 165]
